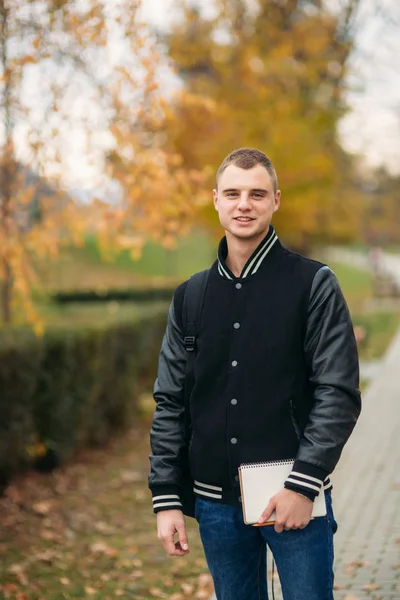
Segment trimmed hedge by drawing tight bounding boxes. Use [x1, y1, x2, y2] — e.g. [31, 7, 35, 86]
[0, 308, 168, 490]
[52, 288, 175, 304]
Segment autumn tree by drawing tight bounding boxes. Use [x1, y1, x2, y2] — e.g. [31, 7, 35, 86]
[161, 0, 365, 250]
[0, 0, 206, 328]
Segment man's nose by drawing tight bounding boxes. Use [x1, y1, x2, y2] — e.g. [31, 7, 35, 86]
[237, 193, 251, 209]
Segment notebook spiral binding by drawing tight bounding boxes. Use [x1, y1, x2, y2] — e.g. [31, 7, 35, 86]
[239, 458, 294, 470]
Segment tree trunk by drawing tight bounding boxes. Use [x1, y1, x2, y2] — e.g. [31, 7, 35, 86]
[0, 0, 13, 324]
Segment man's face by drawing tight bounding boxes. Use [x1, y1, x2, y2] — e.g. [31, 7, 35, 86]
[213, 164, 280, 242]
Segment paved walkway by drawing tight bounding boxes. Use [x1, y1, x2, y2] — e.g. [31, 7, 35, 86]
[211, 328, 400, 599]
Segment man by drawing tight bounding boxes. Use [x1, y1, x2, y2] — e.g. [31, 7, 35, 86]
[148, 148, 361, 600]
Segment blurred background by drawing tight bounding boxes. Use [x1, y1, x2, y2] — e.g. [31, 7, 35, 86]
[0, 1, 399, 598]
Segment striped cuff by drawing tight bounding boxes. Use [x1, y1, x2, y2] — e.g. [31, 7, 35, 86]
[284, 460, 328, 501]
[151, 486, 183, 514]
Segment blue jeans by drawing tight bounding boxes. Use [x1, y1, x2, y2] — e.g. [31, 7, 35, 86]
[195, 491, 337, 600]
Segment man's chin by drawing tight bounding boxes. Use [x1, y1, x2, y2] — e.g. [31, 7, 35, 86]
[228, 228, 264, 241]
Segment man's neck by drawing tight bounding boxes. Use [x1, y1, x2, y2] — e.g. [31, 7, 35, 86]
[225, 231, 267, 278]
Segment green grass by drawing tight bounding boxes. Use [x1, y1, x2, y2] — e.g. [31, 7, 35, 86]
[352, 311, 400, 360]
[325, 262, 400, 360]
[39, 231, 216, 293]
[326, 262, 373, 314]
[80, 232, 216, 278]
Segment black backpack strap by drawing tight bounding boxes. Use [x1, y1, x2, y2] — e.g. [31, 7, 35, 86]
[182, 269, 210, 437]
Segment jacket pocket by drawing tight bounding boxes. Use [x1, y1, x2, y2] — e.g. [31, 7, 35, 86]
[289, 399, 302, 441]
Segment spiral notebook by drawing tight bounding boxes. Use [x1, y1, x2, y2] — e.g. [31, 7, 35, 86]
[238, 459, 327, 525]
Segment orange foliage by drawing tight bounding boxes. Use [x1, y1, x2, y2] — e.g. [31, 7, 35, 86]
[0, 0, 206, 328]
[162, 0, 363, 249]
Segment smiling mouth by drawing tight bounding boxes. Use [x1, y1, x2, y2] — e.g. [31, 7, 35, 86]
[235, 217, 254, 222]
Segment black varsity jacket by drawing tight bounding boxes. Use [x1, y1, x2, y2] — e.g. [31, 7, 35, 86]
[148, 226, 361, 513]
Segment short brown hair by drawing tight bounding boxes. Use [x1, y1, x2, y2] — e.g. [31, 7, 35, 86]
[216, 148, 278, 193]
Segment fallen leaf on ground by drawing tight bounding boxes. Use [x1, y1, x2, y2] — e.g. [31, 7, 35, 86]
[88, 541, 117, 556]
[60, 577, 70, 585]
[94, 521, 115, 535]
[197, 572, 213, 585]
[8, 564, 24, 574]
[84, 587, 97, 595]
[32, 500, 55, 515]
[181, 582, 194, 594]
[120, 470, 142, 483]
[343, 595, 360, 600]
[36, 550, 56, 564]
[150, 588, 167, 598]
[130, 570, 144, 579]
[5, 485, 23, 505]
[132, 558, 142, 567]
[362, 583, 381, 591]
[40, 529, 60, 542]
[195, 591, 210, 599]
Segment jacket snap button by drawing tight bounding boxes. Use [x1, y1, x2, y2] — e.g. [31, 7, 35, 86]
[231, 437, 237, 444]
[231, 360, 238, 367]
[235, 283, 242, 290]
[238, 496, 242, 503]
[231, 398, 237, 405]
[235, 474, 239, 482]
[233, 322, 240, 329]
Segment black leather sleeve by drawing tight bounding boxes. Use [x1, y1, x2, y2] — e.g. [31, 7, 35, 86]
[148, 294, 188, 512]
[296, 266, 361, 475]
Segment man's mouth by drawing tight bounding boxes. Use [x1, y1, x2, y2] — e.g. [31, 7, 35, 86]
[235, 217, 254, 222]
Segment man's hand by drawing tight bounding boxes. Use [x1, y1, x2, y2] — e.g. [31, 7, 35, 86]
[258, 488, 313, 533]
[157, 510, 190, 556]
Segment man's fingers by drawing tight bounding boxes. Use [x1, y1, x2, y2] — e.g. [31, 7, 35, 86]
[176, 522, 189, 552]
[274, 519, 284, 533]
[157, 511, 189, 557]
[175, 540, 190, 555]
[258, 498, 275, 524]
[158, 529, 189, 556]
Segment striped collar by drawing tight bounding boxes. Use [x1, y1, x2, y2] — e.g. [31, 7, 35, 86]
[217, 226, 278, 280]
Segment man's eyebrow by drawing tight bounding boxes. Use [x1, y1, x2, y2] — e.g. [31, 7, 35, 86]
[221, 188, 268, 194]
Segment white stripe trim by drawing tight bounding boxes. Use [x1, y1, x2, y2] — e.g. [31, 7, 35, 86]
[290, 471, 324, 485]
[218, 260, 233, 280]
[251, 234, 278, 274]
[153, 501, 183, 509]
[152, 494, 180, 502]
[194, 480, 223, 492]
[286, 478, 321, 493]
[324, 481, 333, 490]
[193, 487, 222, 499]
[242, 232, 277, 277]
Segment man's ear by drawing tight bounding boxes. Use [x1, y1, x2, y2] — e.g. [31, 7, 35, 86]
[213, 189, 219, 211]
[273, 190, 281, 213]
